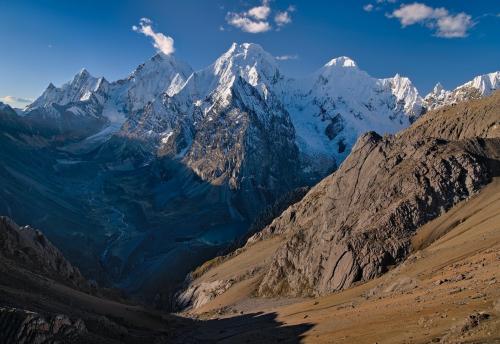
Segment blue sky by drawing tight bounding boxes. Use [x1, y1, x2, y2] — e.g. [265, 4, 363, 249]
[1, 0, 499, 108]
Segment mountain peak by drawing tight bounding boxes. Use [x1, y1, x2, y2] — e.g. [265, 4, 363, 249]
[432, 82, 445, 94]
[241, 42, 265, 52]
[221, 42, 274, 63]
[136, 51, 192, 77]
[74, 68, 92, 81]
[79, 68, 89, 75]
[324, 56, 357, 68]
[209, 42, 279, 89]
[71, 68, 95, 85]
[464, 71, 500, 96]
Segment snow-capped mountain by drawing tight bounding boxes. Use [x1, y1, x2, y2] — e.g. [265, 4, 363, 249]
[424, 72, 500, 110]
[24, 52, 193, 141]
[26, 53, 192, 120]
[123, 43, 284, 135]
[112, 52, 193, 114]
[284, 56, 424, 174]
[5, 42, 499, 301]
[22, 42, 498, 178]
[122, 45, 427, 182]
[122, 43, 300, 219]
[26, 69, 110, 118]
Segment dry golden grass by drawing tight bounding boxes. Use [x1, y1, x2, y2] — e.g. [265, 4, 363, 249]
[184, 179, 500, 343]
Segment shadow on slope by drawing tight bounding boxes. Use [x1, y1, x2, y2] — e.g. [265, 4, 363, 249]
[0, 112, 251, 307]
[0, 215, 312, 343]
[177, 312, 313, 344]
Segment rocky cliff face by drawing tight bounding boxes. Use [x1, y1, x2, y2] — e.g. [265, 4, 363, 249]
[0, 216, 87, 289]
[257, 134, 499, 297]
[0, 307, 87, 344]
[251, 92, 500, 297]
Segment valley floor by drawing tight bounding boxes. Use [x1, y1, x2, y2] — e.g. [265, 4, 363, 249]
[178, 178, 500, 343]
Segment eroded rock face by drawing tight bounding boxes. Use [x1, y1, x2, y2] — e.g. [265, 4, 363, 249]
[176, 280, 235, 311]
[257, 132, 499, 297]
[0, 307, 86, 344]
[181, 77, 302, 220]
[0, 217, 87, 289]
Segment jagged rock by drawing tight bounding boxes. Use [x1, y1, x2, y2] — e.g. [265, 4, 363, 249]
[254, 93, 500, 297]
[0, 307, 86, 344]
[0, 216, 87, 289]
[460, 312, 490, 333]
[176, 280, 235, 311]
[424, 72, 499, 110]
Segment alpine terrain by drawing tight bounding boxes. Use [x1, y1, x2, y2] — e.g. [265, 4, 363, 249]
[0, 43, 498, 308]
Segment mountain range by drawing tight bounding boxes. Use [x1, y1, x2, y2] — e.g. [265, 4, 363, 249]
[0, 42, 498, 306]
[1, 91, 499, 344]
[19, 43, 500, 171]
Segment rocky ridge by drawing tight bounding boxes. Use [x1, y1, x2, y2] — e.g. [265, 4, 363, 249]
[425, 72, 499, 111]
[177, 92, 500, 308]
[0, 216, 87, 290]
[0, 307, 87, 344]
[255, 92, 500, 297]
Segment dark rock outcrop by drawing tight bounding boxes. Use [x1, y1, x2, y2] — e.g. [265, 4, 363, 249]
[0, 307, 86, 344]
[0, 217, 87, 289]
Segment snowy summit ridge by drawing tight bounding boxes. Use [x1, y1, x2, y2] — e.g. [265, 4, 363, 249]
[23, 43, 499, 173]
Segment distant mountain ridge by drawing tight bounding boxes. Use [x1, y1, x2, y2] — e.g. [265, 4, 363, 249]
[22, 43, 499, 174]
[424, 72, 500, 110]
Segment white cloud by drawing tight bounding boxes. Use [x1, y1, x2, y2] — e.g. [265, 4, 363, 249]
[363, 4, 374, 12]
[132, 18, 175, 55]
[248, 1, 271, 20]
[436, 13, 474, 38]
[0, 96, 33, 108]
[226, 12, 271, 33]
[275, 54, 298, 61]
[275, 11, 292, 26]
[226, 1, 294, 33]
[390, 3, 474, 38]
[391, 3, 443, 26]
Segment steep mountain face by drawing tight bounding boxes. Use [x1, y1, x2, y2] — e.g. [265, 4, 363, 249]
[21, 70, 110, 139]
[175, 92, 500, 308]
[26, 69, 109, 115]
[258, 134, 498, 297]
[255, 92, 500, 297]
[117, 52, 193, 112]
[424, 72, 500, 110]
[122, 44, 428, 187]
[23, 52, 193, 144]
[123, 44, 300, 219]
[0, 216, 87, 289]
[284, 57, 424, 175]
